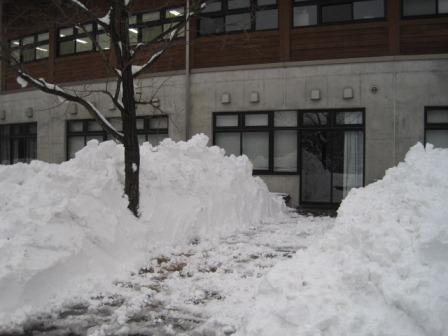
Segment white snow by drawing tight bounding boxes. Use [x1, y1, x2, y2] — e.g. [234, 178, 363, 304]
[0, 135, 286, 324]
[239, 143, 448, 336]
[16, 76, 28, 88]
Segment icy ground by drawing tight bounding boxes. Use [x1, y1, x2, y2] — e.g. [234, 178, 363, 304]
[1, 213, 333, 336]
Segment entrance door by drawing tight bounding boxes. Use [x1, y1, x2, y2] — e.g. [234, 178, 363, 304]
[300, 110, 364, 207]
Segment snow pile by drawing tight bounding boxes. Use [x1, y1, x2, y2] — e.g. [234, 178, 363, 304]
[0, 134, 285, 323]
[240, 143, 448, 336]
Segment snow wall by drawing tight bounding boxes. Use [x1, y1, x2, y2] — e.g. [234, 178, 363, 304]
[0, 134, 286, 322]
[240, 143, 448, 336]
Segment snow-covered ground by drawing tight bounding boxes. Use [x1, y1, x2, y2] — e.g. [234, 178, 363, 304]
[0, 213, 333, 336]
[0, 136, 447, 336]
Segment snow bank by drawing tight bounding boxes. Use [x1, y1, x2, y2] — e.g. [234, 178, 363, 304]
[0, 134, 285, 323]
[240, 143, 448, 336]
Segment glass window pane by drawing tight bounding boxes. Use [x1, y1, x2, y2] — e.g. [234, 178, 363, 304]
[274, 130, 297, 172]
[75, 37, 93, 52]
[426, 130, 448, 148]
[274, 111, 297, 127]
[403, 0, 436, 16]
[88, 120, 102, 131]
[129, 28, 139, 45]
[22, 36, 34, 45]
[142, 11, 160, 22]
[37, 33, 49, 41]
[294, 5, 317, 27]
[142, 26, 163, 42]
[200, 17, 225, 35]
[166, 7, 184, 18]
[203, 0, 222, 13]
[215, 132, 240, 156]
[440, 0, 448, 13]
[354, 0, 384, 19]
[10, 39, 20, 48]
[245, 113, 269, 127]
[337, 131, 364, 201]
[322, 3, 352, 23]
[36, 44, 49, 59]
[148, 134, 168, 146]
[11, 49, 20, 63]
[226, 13, 251, 32]
[301, 131, 331, 202]
[136, 118, 145, 130]
[258, 0, 276, 5]
[68, 136, 85, 159]
[163, 23, 185, 38]
[97, 33, 110, 50]
[22, 48, 35, 62]
[336, 111, 363, 125]
[109, 118, 122, 132]
[86, 135, 104, 143]
[60, 40, 75, 55]
[81, 23, 93, 32]
[69, 121, 83, 132]
[149, 117, 168, 129]
[228, 0, 250, 9]
[303, 112, 328, 126]
[242, 132, 269, 170]
[138, 134, 147, 145]
[60, 27, 74, 37]
[129, 15, 138, 25]
[216, 114, 239, 127]
[256, 9, 278, 30]
[427, 109, 448, 123]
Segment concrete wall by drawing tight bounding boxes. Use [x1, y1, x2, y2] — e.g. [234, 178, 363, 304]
[1, 56, 448, 206]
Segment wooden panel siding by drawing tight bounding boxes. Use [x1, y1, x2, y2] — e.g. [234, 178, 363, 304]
[3, 0, 448, 91]
[193, 31, 280, 68]
[400, 19, 448, 55]
[290, 22, 390, 62]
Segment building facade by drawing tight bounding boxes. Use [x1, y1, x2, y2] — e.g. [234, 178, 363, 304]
[1, 0, 448, 207]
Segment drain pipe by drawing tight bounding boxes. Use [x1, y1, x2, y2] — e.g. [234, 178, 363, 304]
[185, 0, 191, 140]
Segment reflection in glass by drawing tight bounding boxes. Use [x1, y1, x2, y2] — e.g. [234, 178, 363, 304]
[427, 130, 448, 148]
[242, 132, 269, 170]
[215, 132, 240, 156]
[274, 130, 297, 172]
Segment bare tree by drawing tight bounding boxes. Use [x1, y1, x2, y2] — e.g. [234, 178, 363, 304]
[1, 0, 205, 216]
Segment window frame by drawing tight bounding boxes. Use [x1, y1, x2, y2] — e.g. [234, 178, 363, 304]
[9, 32, 50, 64]
[424, 106, 448, 146]
[197, 0, 278, 37]
[401, 0, 448, 19]
[0, 122, 37, 164]
[292, 0, 386, 28]
[57, 22, 109, 57]
[213, 108, 365, 178]
[129, 5, 186, 45]
[66, 115, 169, 160]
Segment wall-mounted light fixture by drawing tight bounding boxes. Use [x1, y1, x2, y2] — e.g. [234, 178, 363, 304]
[151, 97, 160, 108]
[370, 85, 379, 94]
[221, 93, 231, 105]
[25, 107, 33, 118]
[343, 87, 354, 100]
[250, 91, 260, 104]
[310, 89, 321, 101]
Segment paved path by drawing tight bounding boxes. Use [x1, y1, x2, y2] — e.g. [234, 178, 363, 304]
[4, 213, 333, 336]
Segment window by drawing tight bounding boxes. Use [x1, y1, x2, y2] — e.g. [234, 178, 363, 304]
[425, 107, 448, 148]
[213, 111, 298, 173]
[0, 123, 37, 164]
[403, 0, 448, 17]
[9, 33, 49, 63]
[199, 0, 278, 36]
[66, 116, 169, 159]
[129, 6, 185, 45]
[300, 110, 364, 205]
[58, 23, 110, 56]
[293, 0, 385, 27]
